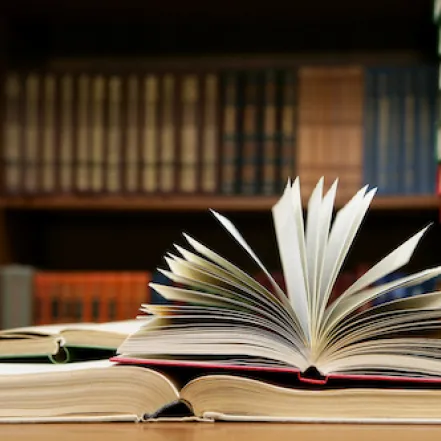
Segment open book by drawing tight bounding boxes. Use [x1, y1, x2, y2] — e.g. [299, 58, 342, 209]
[0, 360, 441, 423]
[5, 361, 441, 423]
[0, 319, 145, 363]
[115, 177, 441, 381]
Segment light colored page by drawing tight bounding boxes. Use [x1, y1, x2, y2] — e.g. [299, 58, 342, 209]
[271, 181, 309, 340]
[158, 258, 296, 330]
[318, 186, 374, 320]
[0, 324, 84, 337]
[290, 178, 308, 292]
[175, 245, 266, 295]
[304, 178, 323, 319]
[317, 186, 368, 308]
[322, 308, 441, 361]
[314, 179, 338, 327]
[1, 320, 145, 339]
[164, 253, 281, 307]
[157, 266, 296, 331]
[75, 319, 146, 335]
[0, 360, 115, 376]
[323, 266, 441, 336]
[148, 283, 239, 308]
[158, 261, 299, 336]
[160, 260, 295, 327]
[210, 210, 287, 301]
[362, 290, 441, 316]
[336, 224, 431, 301]
[183, 233, 291, 309]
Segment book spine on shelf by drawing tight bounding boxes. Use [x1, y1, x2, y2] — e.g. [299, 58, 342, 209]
[124, 74, 140, 194]
[278, 70, 297, 193]
[159, 73, 178, 193]
[389, 68, 401, 195]
[105, 75, 123, 193]
[41, 73, 57, 194]
[221, 71, 239, 194]
[261, 69, 277, 195]
[428, 66, 439, 194]
[141, 74, 159, 193]
[363, 68, 376, 189]
[376, 69, 390, 195]
[58, 73, 75, 193]
[179, 74, 199, 193]
[90, 74, 105, 193]
[23, 73, 40, 194]
[75, 73, 91, 193]
[0, 265, 34, 329]
[240, 71, 260, 195]
[200, 73, 220, 193]
[416, 66, 436, 194]
[402, 68, 417, 194]
[2, 72, 23, 194]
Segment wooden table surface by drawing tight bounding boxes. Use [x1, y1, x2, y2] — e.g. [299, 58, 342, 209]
[3, 423, 441, 441]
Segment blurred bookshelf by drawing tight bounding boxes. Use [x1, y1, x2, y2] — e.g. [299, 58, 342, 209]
[1, 0, 441, 329]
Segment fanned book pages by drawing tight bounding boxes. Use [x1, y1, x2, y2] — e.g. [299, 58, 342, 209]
[116, 177, 441, 381]
[0, 319, 146, 363]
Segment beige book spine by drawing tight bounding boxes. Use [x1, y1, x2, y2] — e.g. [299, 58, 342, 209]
[160, 74, 175, 193]
[59, 74, 74, 193]
[142, 75, 158, 193]
[24, 74, 39, 193]
[90, 75, 105, 193]
[106, 75, 122, 193]
[76, 74, 90, 192]
[221, 73, 237, 194]
[3, 73, 21, 193]
[42, 74, 56, 193]
[125, 75, 139, 193]
[180, 74, 198, 193]
[201, 74, 218, 193]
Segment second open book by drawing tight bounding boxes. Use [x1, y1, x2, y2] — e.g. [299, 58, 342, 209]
[116, 177, 441, 380]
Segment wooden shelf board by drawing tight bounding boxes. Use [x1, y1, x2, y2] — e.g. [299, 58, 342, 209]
[0, 195, 438, 212]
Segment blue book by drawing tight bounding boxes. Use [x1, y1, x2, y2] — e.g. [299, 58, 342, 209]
[363, 69, 377, 187]
[415, 66, 438, 194]
[388, 68, 402, 195]
[401, 67, 418, 194]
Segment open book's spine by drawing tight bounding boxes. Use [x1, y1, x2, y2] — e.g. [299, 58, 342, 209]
[142, 399, 197, 422]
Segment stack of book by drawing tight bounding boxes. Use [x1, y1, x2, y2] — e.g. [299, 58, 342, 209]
[1, 177, 441, 423]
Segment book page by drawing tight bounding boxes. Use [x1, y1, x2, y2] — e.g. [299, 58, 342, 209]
[0, 320, 144, 338]
[323, 266, 441, 335]
[272, 180, 309, 340]
[157, 268, 295, 331]
[313, 179, 338, 329]
[182, 234, 290, 309]
[0, 359, 115, 376]
[335, 225, 431, 301]
[317, 186, 375, 323]
[210, 210, 287, 301]
[304, 178, 323, 324]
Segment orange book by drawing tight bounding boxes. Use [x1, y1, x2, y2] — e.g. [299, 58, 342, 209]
[117, 272, 131, 321]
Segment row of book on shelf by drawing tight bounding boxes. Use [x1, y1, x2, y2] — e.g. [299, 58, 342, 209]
[1, 63, 438, 199]
[1, 263, 440, 330]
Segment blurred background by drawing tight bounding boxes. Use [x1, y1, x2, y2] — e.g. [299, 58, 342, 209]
[0, 0, 440, 329]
